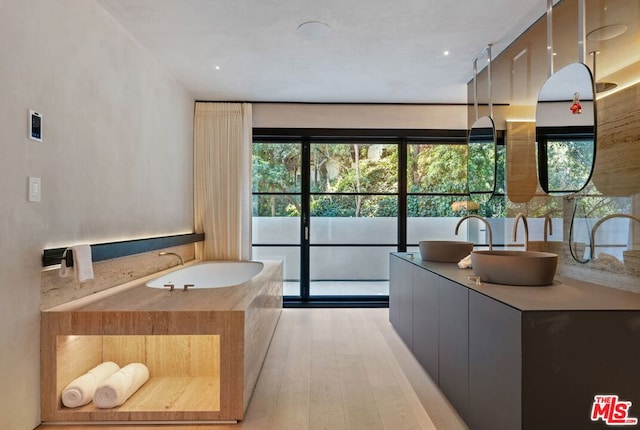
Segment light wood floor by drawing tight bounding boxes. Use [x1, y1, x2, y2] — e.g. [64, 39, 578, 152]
[37, 308, 467, 430]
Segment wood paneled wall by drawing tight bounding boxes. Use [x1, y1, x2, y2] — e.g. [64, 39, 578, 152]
[593, 83, 640, 196]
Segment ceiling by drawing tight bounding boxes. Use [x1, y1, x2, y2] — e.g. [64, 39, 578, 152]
[97, 0, 558, 104]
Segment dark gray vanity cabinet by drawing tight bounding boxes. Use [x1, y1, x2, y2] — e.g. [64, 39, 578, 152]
[389, 254, 413, 348]
[438, 278, 469, 420]
[389, 253, 640, 430]
[390, 254, 510, 426]
[468, 290, 521, 430]
[390, 256, 469, 419]
[412, 266, 439, 383]
[388, 255, 401, 333]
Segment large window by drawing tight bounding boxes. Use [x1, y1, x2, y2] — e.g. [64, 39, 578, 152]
[252, 130, 468, 306]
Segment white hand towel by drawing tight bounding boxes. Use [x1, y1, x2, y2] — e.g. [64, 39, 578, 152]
[93, 363, 150, 409]
[61, 361, 120, 408]
[458, 254, 473, 269]
[59, 245, 94, 283]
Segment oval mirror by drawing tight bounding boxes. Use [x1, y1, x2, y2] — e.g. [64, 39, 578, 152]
[535, 62, 596, 196]
[468, 115, 497, 204]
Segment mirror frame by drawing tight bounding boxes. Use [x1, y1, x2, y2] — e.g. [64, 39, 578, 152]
[467, 115, 497, 203]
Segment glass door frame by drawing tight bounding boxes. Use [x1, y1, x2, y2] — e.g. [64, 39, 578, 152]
[305, 136, 400, 306]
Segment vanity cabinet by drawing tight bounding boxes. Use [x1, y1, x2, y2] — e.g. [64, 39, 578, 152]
[411, 266, 439, 383]
[389, 253, 640, 430]
[389, 255, 413, 349]
[468, 290, 521, 430]
[390, 256, 469, 419]
[438, 277, 469, 420]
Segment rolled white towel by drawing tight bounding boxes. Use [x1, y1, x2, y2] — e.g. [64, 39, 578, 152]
[458, 254, 473, 269]
[93, 363, 150, 409]
[61, 361, 120, 408]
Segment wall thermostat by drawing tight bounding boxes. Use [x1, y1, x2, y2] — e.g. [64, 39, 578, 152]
[29, 110, 42, 142]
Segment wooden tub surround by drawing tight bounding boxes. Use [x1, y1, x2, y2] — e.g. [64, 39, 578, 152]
[41, 260, 283, 425]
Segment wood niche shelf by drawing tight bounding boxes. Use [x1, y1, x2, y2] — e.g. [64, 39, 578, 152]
[54, 334, 220, 414]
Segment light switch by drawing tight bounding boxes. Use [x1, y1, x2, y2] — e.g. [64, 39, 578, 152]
[28, 177, 41, 202]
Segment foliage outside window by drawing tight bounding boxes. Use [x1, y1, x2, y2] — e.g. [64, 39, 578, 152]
[253, 143, 301, 217]
[310, 142, 397, 217]
[253, 137, 509, 219]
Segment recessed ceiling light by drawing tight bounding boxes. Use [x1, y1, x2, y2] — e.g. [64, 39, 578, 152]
[587, 24, 628, 41]
[297, 21, 330, 40]
[443, 51, 450, 56]
[215, 66, 221, 70]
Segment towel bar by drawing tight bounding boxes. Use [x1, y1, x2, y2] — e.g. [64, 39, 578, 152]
[42, 233, 205, 267]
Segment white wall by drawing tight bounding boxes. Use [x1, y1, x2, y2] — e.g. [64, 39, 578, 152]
[536, 101, 595, 127]
[253, 103, 468, 129]
[0, 1, 194, 428]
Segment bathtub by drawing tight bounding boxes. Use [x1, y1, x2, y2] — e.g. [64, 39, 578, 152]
[146, 261, 264, 289]
[41, 259, 283, 424]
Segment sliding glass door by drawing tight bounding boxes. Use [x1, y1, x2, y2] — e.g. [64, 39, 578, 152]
[251, 139, 303, 297]
[308, 140, 397, 298]
[252, 129, 468, 305]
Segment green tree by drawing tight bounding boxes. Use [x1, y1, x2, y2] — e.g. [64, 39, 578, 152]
[311, 143, 398, 217]
[253, 139, 511, 219]
[252, 143, 300, 216]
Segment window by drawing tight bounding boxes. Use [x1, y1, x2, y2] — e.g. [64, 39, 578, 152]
[252, 129, 467, 306]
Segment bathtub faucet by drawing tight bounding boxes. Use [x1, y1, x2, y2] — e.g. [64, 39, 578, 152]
[159, 251, 184, 265]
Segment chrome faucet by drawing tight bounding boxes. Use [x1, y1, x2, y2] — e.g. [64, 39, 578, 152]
[513, 213, 529, 251]
[455, 214, 493, 250]
[159, 251, 184, 265]
[590, 213, 640, 261]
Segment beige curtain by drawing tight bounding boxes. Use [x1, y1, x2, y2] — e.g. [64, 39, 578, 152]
[194, 102, 252, 260]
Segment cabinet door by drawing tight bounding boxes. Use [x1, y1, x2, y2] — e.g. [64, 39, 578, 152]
[412, 267, 439, 382]
[389, 255, 413, 348]
[468, 290, 521, 430]
[389, 255, 402, 329]
[438, 278, 469, 420]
